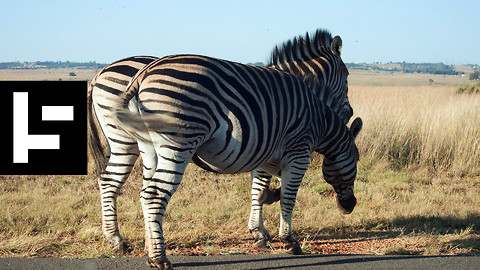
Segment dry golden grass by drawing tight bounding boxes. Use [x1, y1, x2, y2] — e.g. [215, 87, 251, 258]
[348, 69, 470, 87]
[350, 85, 480, 176]
[0, 70, 479, 257]
[2, 163, 478, 257]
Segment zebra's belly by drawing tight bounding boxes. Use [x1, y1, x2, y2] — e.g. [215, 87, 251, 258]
[192, 155, 283, 179]
[193, 149, 258, 174]
[193, 138, 270, 174]
[191, 116, 280, 174]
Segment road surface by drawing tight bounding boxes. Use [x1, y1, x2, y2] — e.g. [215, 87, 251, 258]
[0, 254, 478, 269]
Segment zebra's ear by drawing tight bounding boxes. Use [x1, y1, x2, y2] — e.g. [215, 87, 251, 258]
[331, 35, 342, 57]
[350, 117, 362, 139]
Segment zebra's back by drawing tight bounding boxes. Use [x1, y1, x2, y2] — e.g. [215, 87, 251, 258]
[121, 54, 324, 174]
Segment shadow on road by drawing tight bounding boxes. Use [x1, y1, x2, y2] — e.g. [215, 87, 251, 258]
[174, 254, 443, 269]
[1, 254, 478, 270]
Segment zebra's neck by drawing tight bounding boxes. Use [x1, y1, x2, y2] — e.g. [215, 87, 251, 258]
[313, 100, 351, 160]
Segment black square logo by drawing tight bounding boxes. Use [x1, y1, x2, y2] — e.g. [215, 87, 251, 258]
[1, 81, 87, 175]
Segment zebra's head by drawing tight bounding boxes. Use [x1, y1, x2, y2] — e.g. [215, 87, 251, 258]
[322, 117, 362, 214]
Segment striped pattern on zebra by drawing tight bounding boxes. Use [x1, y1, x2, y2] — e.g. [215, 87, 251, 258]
[88, 55, 158, 252]
[111, 54, 362, 269]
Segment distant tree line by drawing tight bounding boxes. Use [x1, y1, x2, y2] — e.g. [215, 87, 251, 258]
[346, 62, 462, 75]
[346, 62, 398, 71]
[401, 62, 458, 75]
[0, 61, 106, 69]
[1, 61, 476, 78]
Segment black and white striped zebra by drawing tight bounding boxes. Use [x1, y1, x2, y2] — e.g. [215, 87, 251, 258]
[249, 29, 353, 247]
[88, 56, 158, 252]
[110, 54, 362, 269]
[88, 30, 354, 258]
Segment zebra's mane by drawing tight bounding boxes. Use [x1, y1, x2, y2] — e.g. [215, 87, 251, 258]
[268, 29, 333, 66]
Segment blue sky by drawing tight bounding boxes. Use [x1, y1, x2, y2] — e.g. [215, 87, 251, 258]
[1, 0, 479, 64]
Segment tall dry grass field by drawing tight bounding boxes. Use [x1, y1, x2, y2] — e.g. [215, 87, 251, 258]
[0, 71, 479, 257]
[350, 85, 480, 176]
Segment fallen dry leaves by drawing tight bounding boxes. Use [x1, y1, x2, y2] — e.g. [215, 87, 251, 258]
[134, 232, 477, 257]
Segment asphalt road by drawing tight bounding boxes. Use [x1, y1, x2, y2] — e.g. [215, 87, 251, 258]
[0, 254, 478, 270]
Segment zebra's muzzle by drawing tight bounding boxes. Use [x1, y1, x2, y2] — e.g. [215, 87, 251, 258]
[336, 194, 356, 214]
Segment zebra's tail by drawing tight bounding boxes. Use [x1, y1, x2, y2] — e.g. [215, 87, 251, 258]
[112, 71, 204, 144]
[113, 93, 203, 145]
[110, 65, 155, 144]
[113, 105, 154, 145]
[87, 73, 108, 175]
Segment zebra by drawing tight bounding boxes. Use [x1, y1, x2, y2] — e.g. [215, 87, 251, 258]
[88, 55, 158, 252]
[88, 29, 355, 256]
[109, 54, 362, 269]
[250, 29, 353, 246]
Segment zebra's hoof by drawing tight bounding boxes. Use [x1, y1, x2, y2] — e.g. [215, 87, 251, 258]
[251, 227, 273, 249]
[286, 241, 304, 255]
[254, 239, 267, 248]
[254, 238, 272, 249]
[109, 236, 127, 254]
[281, 235, 304, 255]
[337, 194, 357, 214]
[113, 241, 127, 254]
[114, 241, 134, 255]
[147, 256, 173, 270]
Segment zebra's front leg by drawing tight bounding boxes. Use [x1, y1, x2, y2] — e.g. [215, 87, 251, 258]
[248, 169, 274, 248]
[278, 160, 308, 255]
[98, 145, 139, 253]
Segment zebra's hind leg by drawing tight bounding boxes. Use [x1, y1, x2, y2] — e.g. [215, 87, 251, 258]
[137, 141, 158, 261]
[248, 169, 274, 249]
[140, 142, 195, 270]
[98, 142, 139, 253]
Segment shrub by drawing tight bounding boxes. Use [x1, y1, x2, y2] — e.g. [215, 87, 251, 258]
[456, 82, 480, 94]
[469, 71, 479, 80]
